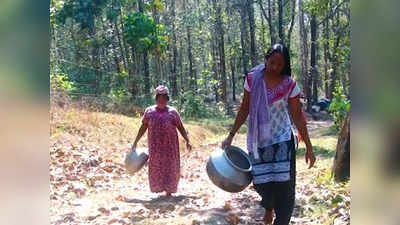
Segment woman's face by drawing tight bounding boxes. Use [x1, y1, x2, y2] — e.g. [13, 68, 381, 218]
[156, 94, 168, 108]
[265, 52, 285, 75]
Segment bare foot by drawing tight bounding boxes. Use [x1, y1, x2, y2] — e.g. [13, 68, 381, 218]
[264, 209, 274, 225]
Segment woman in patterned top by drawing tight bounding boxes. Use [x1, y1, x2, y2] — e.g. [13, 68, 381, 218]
[132, 85, 192, 197]
[222, 44, 316, 225]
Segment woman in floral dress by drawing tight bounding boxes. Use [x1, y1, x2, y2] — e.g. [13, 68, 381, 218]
[132, 85, 192, 196]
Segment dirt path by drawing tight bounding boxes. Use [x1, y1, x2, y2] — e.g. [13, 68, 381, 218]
[50, 119, 349, 225]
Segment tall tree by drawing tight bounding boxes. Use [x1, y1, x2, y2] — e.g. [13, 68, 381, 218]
[258, 0, 276, 44]
[299, 0, 311, 111]
[183, 0, 196, 90]
[170, 0, 179, 98]
[138, 0, 151, 96]
[213, 0, 227, 107]
[247, 0, 257, 67]
[310, 13, 318, 103]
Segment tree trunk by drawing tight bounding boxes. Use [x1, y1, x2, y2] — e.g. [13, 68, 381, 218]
[184, 0, 196, 90]
[113, 20, 127, 73]
[259, 0, 276, 45]
[278, 0, 284, 43]
[170, 0, 178, 98]
[239, 6, 249, 74]
[138, 0, 150, 96]
[310, 14, 318, 104]
[323, 19, 330, 98]
[299, 0, 310, 111]
[260, 9, 266, 50]
[213, 0, 227, 106]
[179, 39, 184, 95]
[247, 0, 257, 67]
[231, 57, 236, 102]
[187, 28, 195, 89]
[152, 5, 162, 85]
[332, 113, 350, 182]
[287, 0, 296, 52]
[211, 39, 219, 102]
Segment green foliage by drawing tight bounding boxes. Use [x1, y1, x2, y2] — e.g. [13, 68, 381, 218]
[179, 91, 227, 119]
[104, 88, 132, 111]
[305, 0, 330, 16]
[55, 0, 108, 30]
[50, 73, 76, 92]
[123, 12, 168, 54]
[181, 90, 209, 118]
[329, 83, 350, 131]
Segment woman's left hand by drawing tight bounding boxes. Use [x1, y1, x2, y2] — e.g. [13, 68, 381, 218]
[186, 141, 193, 152]
[305, 146, 316, 169]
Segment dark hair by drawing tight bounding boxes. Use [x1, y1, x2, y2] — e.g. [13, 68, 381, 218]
[264, 43, 292, 76]
[155, 94, 169, 101]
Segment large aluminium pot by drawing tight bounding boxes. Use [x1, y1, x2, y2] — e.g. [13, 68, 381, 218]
[125, 147, 149, 175]
[206, 145, 252, 193]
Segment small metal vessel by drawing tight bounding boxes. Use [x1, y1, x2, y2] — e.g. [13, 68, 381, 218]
[206, 145, 253, 193]
[125, 147, 149, 175]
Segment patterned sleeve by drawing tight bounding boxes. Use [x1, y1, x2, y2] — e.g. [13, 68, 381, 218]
[142, 107, 150, 125]
[172, 108, 183, 128]
[244, 73, 253, 92]
[289, 80, 301, 99]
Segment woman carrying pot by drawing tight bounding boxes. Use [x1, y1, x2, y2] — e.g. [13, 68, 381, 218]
[222, 44, 316, 225]
[132, 85, 192, 197]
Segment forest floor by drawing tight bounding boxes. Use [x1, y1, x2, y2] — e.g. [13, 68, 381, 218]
[50, 105, 350, 225]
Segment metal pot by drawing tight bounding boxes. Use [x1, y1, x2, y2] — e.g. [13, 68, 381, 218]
[206, 145, 253, 193]
[125, 147, 149, 175]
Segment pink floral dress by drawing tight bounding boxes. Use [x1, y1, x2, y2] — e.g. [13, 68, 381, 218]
[142, 105, 183, 193]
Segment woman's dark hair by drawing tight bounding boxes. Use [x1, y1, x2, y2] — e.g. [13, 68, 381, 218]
[264, 43, 292, 76]
[156, 94, 170, 101]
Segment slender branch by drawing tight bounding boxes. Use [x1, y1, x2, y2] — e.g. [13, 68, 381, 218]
[318, 0, 348, 26]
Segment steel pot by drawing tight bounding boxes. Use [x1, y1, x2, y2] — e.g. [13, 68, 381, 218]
[125, 147, 149, 175]
[206, 145, 252, 193]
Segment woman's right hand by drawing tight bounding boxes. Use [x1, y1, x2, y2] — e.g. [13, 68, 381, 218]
[221, 135, 233, 150]
[131, 142, 137, 152]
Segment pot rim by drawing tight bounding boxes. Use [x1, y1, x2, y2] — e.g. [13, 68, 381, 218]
[222, 146, 252, 173]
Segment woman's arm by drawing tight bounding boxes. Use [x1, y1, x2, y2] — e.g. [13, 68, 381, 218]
[222, 89, 250, 148]
[177, 123, 189, 143]
[288, 96, 316, 168]
[177, 123, 192, 151]
[132, 123, 148, 150]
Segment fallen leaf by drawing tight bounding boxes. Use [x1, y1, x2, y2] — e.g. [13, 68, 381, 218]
[226, 214, 239, 225]
[108, 218, 118, 224]
[103, 166, 114, 173]
[115, 195, 125, 201]
[98, 207, 110, 216]
[224, 202, 233, 211]
[121, 212, 131, 218]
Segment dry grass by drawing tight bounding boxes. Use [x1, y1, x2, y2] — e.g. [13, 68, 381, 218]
[50, 101, 223, 160]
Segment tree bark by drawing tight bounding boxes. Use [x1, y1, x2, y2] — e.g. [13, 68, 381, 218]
[170, 0, 178, 97]
[138, 0, 151, 96]
[323, 19, 330, 98]
[260, 9, 266, 50]
[278, 0, 284, 43]
[258, 0, 276, 45]
[299, 0, 310, 111]
[247, 0, 257, 67]
[239, 6, 249, 75]
[183, 0, 196, 90]
[310, 13, 318, 104]
[332, 113, 350, 182]
[213, 0, 227, 106]
[287, 0, 296, 52]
